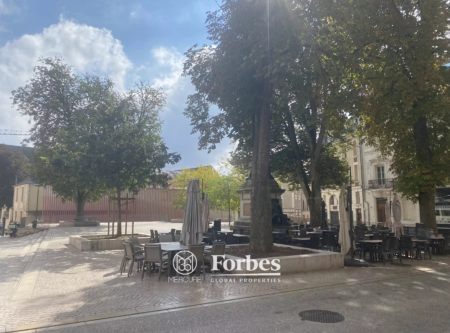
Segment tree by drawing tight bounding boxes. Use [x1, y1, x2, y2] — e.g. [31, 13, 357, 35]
[267, 0, 357, 227]
[345, 0, 450, 229]
[170, 165, 243, 218]
[96, 84, 180, 236]
[184, 0, 286, 252]
[186, 0, 355, 232]
[12, 59, 112, 223]
[0, 146, 30, 207]
[208, 171, 243, 218]
[243, 0, 356, 227]
[170, 166, 222, 207]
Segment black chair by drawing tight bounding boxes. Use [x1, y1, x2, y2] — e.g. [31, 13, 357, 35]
[322, 231, 339, 252]
[399, 236, 414, 259]
[380, 237, 401, 264]
[225, 232, 235, 244]
[215, 232, 226, 243]
[308, 233, 321, 249]
[354, 226, 366, 241]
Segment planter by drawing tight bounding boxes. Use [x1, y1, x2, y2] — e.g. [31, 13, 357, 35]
[69, 234, 148, 251]
[224, 244, 344, 274]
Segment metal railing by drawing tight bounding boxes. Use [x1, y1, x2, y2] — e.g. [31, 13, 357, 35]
[368, 178, 394, 189]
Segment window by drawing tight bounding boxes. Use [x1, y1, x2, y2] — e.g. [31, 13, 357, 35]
[442, 210, 450, 217]
[356, 192, 361, 205]
[353, 165, 359, 182]
[353, 141, 357, 162]
[329, 195, 335, 206]
[376, 166, 385, 185]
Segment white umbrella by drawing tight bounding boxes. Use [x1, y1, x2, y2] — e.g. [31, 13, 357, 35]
[392, 194, 404, 238]
[384, 201, 392, 228]
[202, 194, 210, 233]
[338, 188, 351, 255]
[180, 179, 203, 245]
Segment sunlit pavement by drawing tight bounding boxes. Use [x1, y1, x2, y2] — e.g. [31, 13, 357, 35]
[1, 223, 450, 333]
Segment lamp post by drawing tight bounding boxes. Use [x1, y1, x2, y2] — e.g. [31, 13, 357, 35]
[347, 167, 355, 258]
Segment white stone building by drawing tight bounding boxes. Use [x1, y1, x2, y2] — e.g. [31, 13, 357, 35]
[345, 139, 419, 227]
[279, 139, 421, 227]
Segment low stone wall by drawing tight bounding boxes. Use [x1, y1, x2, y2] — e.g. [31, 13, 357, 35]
[69, 235, 147, 251]
[225, 244, 344, 274]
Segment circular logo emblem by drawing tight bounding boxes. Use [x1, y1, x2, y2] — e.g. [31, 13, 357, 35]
[172, 250, 197, 275]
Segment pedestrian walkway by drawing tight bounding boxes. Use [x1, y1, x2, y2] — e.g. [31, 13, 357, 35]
[0, 222, 449, 332]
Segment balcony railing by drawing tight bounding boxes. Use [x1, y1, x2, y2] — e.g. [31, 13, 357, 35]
[368, 178, 394, 189]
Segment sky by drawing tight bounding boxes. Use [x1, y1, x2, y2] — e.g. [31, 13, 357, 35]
[0, 0, 232, 171]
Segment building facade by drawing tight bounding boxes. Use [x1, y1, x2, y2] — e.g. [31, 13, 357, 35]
[12, 181, 43, 225]
[345, 139, 419, 227]
[279, 139, 421, 227]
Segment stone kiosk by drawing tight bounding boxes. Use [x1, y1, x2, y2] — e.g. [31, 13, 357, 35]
[233, 174, 290, 235]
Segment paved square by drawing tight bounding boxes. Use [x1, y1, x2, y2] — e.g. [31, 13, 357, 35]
[1, 223, 450, 333]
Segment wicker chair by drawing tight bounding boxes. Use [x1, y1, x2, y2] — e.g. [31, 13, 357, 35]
[123, 241, 144, 277]
[159, 233, 174, 242]
[188, 244, 206, 279]
[204, 241, 226, 271]
[142, 244, 169, 280]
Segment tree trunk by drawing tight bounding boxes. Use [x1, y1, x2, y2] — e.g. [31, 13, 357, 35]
[116, 189, 122, 236]
[250, 82, 273, 253]
[413, 115, 436, 230]
[308, 179, 322, 228]
[419, 190, 436, 230]
[74, 190, 86, 224]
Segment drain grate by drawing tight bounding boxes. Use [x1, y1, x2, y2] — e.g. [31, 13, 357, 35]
[299, 310, 345, 323]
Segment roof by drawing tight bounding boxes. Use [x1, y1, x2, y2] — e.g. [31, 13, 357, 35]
[0, 144, 34, 158]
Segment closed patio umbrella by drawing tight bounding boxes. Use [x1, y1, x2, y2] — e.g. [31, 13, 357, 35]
[338, 188, 351, 255]
[202, 194, 210, 233]
[384, 201, 392, 228]
[392, 194, 404, 238]
[180, 179, 203, 245]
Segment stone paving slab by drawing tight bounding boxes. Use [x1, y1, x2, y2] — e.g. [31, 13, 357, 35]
[1, 222, 450, 332]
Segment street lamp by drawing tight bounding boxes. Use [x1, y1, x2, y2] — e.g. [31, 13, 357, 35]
[347, 167, 355, 258]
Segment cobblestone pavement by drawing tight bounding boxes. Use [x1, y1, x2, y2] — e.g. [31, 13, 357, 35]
[1, 223, 450, 332]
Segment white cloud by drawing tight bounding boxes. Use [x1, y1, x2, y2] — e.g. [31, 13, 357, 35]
[0, 19, 132, 145]
[132, 46, 234, 170]
[150, 46, 185, 94]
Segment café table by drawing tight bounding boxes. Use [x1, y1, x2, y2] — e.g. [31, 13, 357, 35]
[232, 233, 250, 244]
[428, 235, 445, 254]
[160, 242, 188, 275]
[358, 239, 383, 262]
[411, 238, 433, 259]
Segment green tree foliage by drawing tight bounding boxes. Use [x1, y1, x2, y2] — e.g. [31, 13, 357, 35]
[95, 84, 180, 235]
[0, 146, 30, 207]
[343, 0, 450, 229]
[184, 0, 286, 252]
[13, 59, 180, 231]
[185, 0, 354, 231]
[12, 59, 112, 222]
[170, 165, 243, 217]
